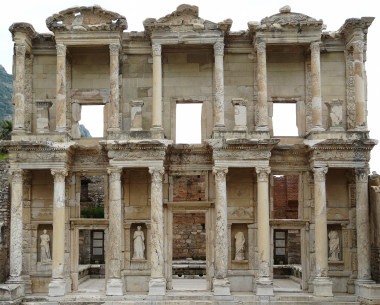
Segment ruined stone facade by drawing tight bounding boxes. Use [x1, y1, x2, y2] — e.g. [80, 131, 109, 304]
[0, 4, 378, 304]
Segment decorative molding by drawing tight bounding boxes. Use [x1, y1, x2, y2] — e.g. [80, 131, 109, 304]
[256, 166, 271, 182]
[256, 42, 266, 54]
[310, 41, 321, 54]
[51, 168, 68, 183]
[152, 44, 161, 56]
[149, 167, 165, 183]
[56, 44, 66, 56]
[107, 167, 122, 181]
[212, 166, 228, 180]
[109, 43, 120, 56]
[313, 167, 328, 182]
[15, 44, 26, 57]
[352, 40, 364, 54]
[9, 169, 23, 184]
[214, 42, 224, 56]
[355, 167, 369, 183]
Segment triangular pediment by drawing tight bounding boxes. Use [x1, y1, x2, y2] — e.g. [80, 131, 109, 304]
[46, 5, 127, 33]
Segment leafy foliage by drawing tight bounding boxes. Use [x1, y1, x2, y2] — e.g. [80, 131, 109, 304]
[0, 65, 13, 121]
[0, 119, 12, 154]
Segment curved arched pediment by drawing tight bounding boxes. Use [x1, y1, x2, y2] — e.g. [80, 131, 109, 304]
[46, 5, 127, 33]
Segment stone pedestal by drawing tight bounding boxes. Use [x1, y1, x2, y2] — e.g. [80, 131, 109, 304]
[310, 42, 324, 132]
[55, 44, 67, 132]
[148, 167, 166, 296]
[213, 167, 230, 295]
[256, 42, 269, 131]
[13, 44, 26, 133]
[353, 41, 366, 130]
[256, 167, 273, 295]
[326, 99, 344, 131]
[108, 43, 120, 132]
[106, 168, 124, 296]
[151, 44, 163, 131]
[213, 41, 225, 130]
[36, 101, 52, 133]
[130, 100, 144, 131]
[48, 169, 68, 297]
[231, 98, 248, 131]
[312, 167, 333, 297]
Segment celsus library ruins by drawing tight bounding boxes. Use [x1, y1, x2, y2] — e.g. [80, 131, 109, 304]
[1, 3, 380, 305]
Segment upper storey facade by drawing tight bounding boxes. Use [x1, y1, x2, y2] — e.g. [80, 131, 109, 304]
[8, 4, 374, 143]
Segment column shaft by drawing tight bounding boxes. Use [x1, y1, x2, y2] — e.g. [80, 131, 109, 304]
[152, 44, 162, 130]
[9, 169, 23, 281]
[214, 42, 225, 129]
[256, 42, 269, 131]
[13, 45, 26, 132]
[310, 42, 323, 131]
[353, 41, 366, 129]
[148, 167, 166, 296]
[109, 43, 120, 131]
[256, 167, 271, 283]
[356, 168, 371, 280]
[49, 168, 67, 296]
[55, 44, 66, 132]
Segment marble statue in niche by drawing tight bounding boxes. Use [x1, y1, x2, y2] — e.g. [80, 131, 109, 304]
[40, 229, 51, 264]
[234, 231, 245, 260]
[328, 230, 341, 261]
[132, 226, 145, 260]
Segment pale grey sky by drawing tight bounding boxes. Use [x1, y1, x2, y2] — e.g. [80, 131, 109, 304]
[1, 0, 379, 170]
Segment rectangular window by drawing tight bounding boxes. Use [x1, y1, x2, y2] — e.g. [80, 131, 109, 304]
[274, 230, 287, 264]
[272, 103, 298, 136]
[79, 105, 104, 138]
[176, 103, 202, 144]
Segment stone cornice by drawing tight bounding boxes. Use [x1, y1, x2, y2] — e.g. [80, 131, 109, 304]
[9, 23, 37, 41]
[1, 140, 77, 152]
[46, 5, 127, 33]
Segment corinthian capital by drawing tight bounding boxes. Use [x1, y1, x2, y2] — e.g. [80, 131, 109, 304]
[107, 167, 122, 182]
[149, 167, 165, 182]
[352, 40, 364, 54]
[51, 168, 68, 183]
[213, 166, 228, 181]
[313, 167, 328, 182]
[152, 44, 161, 57]
[56, 44, 66, 56]
[256, 166, 271, 182]
[256, 42, 266, 55]
[355, 167, 369, 183]
[15, 44, 26, 57]
[310, 41, 321, 54]
[9, 169, 23, 184]
[109, 43, 120, 56]
[214, 42, 224, 56]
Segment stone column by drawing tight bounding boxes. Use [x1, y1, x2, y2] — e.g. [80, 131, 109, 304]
[8, 169, 24, 283]
[212, 166, 230, 295]
[355, 168, 372, 282]
[130, 100, 144, 131]
[55, 44, 67, 132]
[213, 41, 225, 130]
[48, 168, 68, 296]
[310, 42, 324, 132]
[256, 42, 269, 131]
[151, 44, 163, 131]
[312, 167, 333, 297]
[353, 41, 366, 130]
[106, 168, 124, 295]
[231, 98, 248, 131]
[256, 166, 273, 295]
[108, 43, 120, 132]
[13, 44, 26, 133]
[148, 167, 166, 295]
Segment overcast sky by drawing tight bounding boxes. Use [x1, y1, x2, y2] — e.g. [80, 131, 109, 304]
[1, 0, 379, 171]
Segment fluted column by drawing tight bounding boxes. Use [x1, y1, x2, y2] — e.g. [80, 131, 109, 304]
[312, 167, 333, 296]
[108, 43, 120, 132]
[256, 42, 269, 131]
[151, 44, 163, 131]
[310, 42, 324, 132]
[13, 44, 26, 133]
[148, 167, 166, 296]
[106, 167, 124, 295]
[55, 44, 67, 132]
[256, 166, 273, 295]
[352, 41, 366, 130]
[213, 42, 225, 130]
[8, 169, 24, 283]
[355, 168, 371, 282]
[212, 166, 230, 295]
[48, 168, 68, 296]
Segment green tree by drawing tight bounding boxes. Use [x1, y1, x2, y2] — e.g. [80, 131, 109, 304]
[0, 119, 12, 154]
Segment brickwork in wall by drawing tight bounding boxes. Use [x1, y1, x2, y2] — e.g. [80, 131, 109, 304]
[273, 175, 298, 219]
[172, 213, 206, 260]
[0, 159, 10, 283]
[173, 175, 206, 201]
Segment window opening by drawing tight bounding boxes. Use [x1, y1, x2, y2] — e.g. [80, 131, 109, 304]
[176, 103, 202, 144]
[80, 175, 105, 219]
[79, 105, 104, 138]
[272, 103, 298, 136]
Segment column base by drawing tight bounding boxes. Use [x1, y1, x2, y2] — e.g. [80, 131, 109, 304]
[255, 126, 269, 132]
[0, 284, 24, 301]
[106, 278, 124, 296]
[313, 277, 333, 297]
[256, 277, 273, 296]
[148, 278, 166, 296]
[310, 126, 325, 132]
[355, 279, 376, 297]
[48, 279, 66, 297]
[55, 127, 67, 133]
[213, 125, 226, 132]
[150, 127, 164, 139]
[213, 278, 231, 296]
